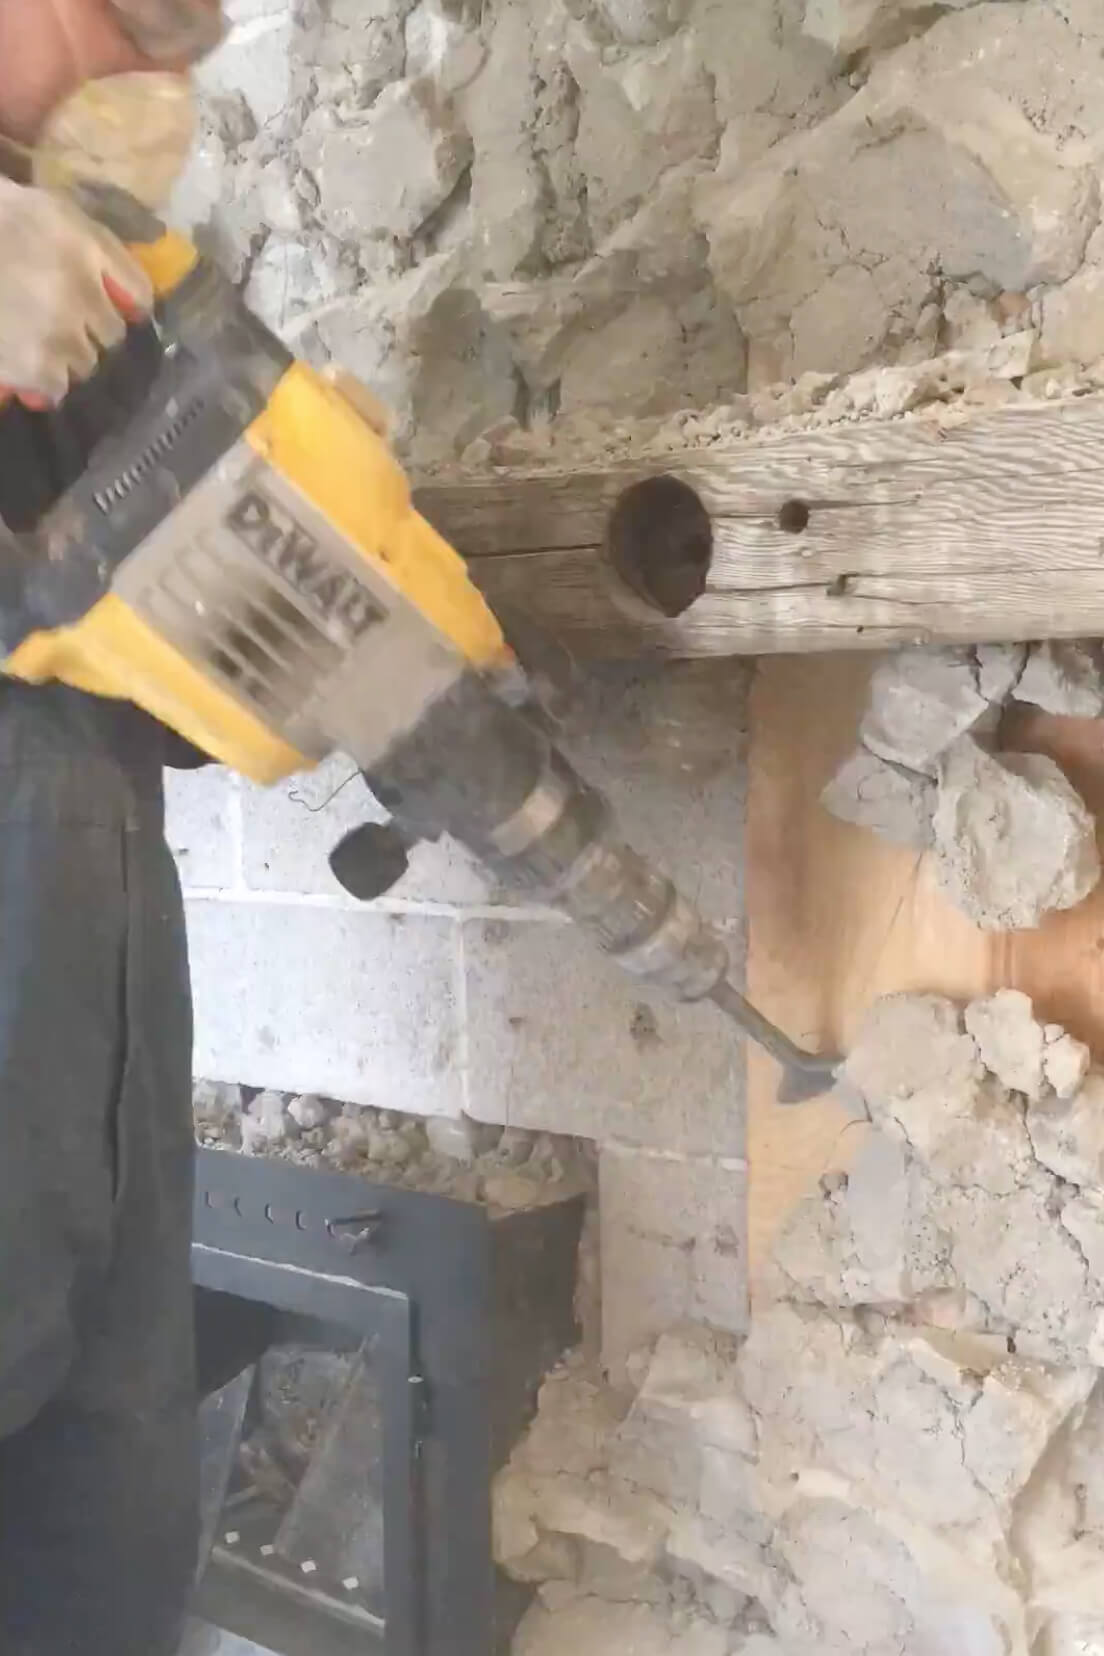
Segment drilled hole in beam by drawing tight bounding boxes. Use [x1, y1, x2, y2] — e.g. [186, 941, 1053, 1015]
[606, 475, 713, 619]
[777, 498, 810, 534]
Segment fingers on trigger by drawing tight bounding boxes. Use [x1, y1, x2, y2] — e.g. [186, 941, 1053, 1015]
[102, 274, 146, 328]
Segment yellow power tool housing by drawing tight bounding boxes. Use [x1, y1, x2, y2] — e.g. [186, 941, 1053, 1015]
[0, 218, 839, 1103]
[3, 229, 511, 783]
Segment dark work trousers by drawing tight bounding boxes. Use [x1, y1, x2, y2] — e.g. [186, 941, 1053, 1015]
[0, 682, 198, 1656]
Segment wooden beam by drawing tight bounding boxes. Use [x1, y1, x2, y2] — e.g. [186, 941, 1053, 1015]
[415, 395, 1104, 659]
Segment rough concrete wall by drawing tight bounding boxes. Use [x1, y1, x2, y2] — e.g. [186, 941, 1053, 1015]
[494, 991, 1104, 1656]
[174, 0, 1104, 459]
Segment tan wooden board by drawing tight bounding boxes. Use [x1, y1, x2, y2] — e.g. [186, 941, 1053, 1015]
[416, 395, 1104, 658]
[745, 654, 1104, 1284]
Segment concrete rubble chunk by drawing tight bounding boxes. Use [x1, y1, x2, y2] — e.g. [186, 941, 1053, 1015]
[570, 0, 694, 46]
[459, 0, 543, 280]
[239, 1088, 291, 1154]
[509, 1360, 626, 1481]
[491, 980, 1104, 1635]
[665, 1509, 774, 1604]
[192, 1078, 243, 1147]
[738, 1305, 986, 1530]
[567, 26, 717, 241]
[317, 78, 472, 241]
[801, 0, 983, 58]
[1013, 1382, 1104, 1632]
[976, 643, 1027, 707]
[405, 0, 486, 94]
[738, 1301, 1091, 1540]
[891, 1070, 1035, 1198]
[772, 1493, 1025, 1656]
[513, 1596, 731, 1656]
[843, 992, 981, 1113]
[931, 1176, 1102, 1366]
[1015, 642, 1104, 719]
[287, 1094, 328, 1130]
[696, 53, 1098, 381]
[964, 990, 1047, 1099]
[1028, 1073, 1104, 1191]
[1039, 265, 1104, 371]
[1045, 1028, 1093, 1101]
[1060, 1192, 1104, 1284]
[860, 647, 995, 775]
[820, 746, 935, 848]
[780, 992, 1104, 1364]
[1038, 1618, 1104, 1656]
[492, 1359, 678, 1582]
[932, 738, 1100, 931]
[622, 1326, 755, 1456]
[770, 1131, 943, 1308]
[495, 1464, 671, 1578]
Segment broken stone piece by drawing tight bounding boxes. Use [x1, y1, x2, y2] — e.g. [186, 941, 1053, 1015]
[193, 1078, 243, 1145]
[1015, 641, 1104, 719]
[844, 992, 981, 1112]
[820, 746, 935, 848]
[860, 647, 995, 775]
[1060, 1192, 1104, 1283]
[239, 1089, 291, 1154]
[932, 738, 1100, 931]
[1028, 1073, 1104, 1190]
[964, 989, 1047, 1099]
[513, 1596, 730, 1656]
[577, 0, 692, 46]
[802, 0, 959, 56]
[1045, 1027, 1092, 1100]
[976, 642, 1027, 706]
[317, 79, 473, 241]
[424, 1115, 480, 1162]
[287, 1094, 328, 1131]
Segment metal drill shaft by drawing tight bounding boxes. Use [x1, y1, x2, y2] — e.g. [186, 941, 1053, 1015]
[485, 741, 842, 1103]
[362, 676, 841, 1104]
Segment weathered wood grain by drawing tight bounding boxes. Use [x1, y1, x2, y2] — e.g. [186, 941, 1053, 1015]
[415, 396, 1104, 657]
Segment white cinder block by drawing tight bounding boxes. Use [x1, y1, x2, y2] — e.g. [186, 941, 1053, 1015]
[599, 1145, 748, 1381]
[187, 899, 462, 1114]
[166, 766, 237, 890]
[463, 919, 745, 1156]
[562, 661, 749, 927]
[239, 753, 491, 905]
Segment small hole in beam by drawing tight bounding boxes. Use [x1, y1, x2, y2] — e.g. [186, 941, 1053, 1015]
[777, 499, 810, 534]
[606, 475, 713, 618]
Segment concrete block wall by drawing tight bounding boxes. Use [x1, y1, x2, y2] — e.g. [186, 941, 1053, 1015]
[175, 661, 751, 1365]
[174, 659, 749, 1147]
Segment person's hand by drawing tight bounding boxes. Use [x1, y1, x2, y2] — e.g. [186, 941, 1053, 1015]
[36, 73, 198, 211]
[0, 0, 221, 144]
[106, 0, 224, 63]
[0, 178, 152, 407]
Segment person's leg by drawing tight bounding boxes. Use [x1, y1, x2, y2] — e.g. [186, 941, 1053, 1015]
[0, 688, 198, 1656]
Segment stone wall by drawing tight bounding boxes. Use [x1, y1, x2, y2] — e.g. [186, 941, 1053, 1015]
[175, 0, 1104, 461]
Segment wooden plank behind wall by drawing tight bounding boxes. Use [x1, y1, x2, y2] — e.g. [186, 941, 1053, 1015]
[416, 394, 1104, 659]
[745, 655, 1104, 1282]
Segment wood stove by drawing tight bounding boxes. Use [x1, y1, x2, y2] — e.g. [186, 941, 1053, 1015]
[191, 1147, 584, 1656]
